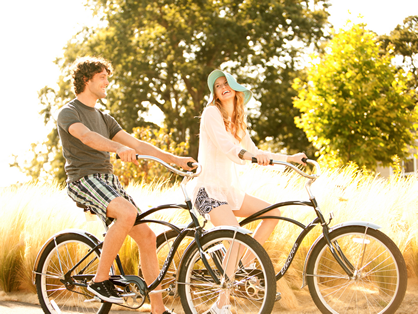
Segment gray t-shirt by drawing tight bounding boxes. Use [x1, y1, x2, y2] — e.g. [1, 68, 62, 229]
[57, 99, 123, 183]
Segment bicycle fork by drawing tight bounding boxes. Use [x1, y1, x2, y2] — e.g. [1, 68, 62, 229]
[307, 179, 356, 279]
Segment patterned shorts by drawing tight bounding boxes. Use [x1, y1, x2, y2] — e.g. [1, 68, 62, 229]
[67, 173, 141, 222]
[194, 187, 228, 217]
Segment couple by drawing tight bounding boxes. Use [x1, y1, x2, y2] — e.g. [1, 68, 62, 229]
[57, 56, 306, 314]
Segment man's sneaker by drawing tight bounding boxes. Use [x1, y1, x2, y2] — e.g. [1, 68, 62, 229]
[151, 309, 176, 314]
[87, 280, 123, 304]
[204, 302, 232, 314]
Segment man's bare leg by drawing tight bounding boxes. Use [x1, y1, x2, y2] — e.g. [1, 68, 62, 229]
[129, 224, 167, 314]
[94, 197, 138, 282]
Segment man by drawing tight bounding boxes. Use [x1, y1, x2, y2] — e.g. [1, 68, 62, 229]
[57, 56, 195, 314]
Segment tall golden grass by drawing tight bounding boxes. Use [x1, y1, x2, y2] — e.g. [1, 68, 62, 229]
[0, 164, 417, 310]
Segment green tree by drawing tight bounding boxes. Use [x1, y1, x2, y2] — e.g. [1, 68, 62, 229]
[379, 16, 418, 103]
[16, 0, 331, 182]
[249, 67, 317, 156]
[293, 22, 418, 169]
[112, 126, 189, 186]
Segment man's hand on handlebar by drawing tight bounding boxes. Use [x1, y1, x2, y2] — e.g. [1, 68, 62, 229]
[174, 156, 197, 170]
[287, 152, 308, 166]
[174, 156, 198, 171]
[116, 146, 139, 165]
[116, 151, 197, 171]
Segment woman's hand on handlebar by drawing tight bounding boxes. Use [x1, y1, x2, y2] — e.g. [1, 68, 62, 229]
[287, 152, 308, 166]
[253, 152, 271, 166]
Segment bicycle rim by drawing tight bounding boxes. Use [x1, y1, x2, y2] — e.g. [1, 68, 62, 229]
[178, 230, 276, 314]
[156, 230, 195, 305]
[307, 226, 407, 314]
[36, 235, 112, 314]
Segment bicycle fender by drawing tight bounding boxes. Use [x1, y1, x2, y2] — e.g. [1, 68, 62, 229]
[175, 226, 253, 287]
[32, 229, 101, 285]
[301, 221, 381, 288]
[203, 225, 253, 235]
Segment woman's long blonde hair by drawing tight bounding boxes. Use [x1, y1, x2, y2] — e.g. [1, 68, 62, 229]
[212, 91, 247, 142]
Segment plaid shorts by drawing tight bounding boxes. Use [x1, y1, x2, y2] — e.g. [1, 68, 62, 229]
[67, 173, 141, 222]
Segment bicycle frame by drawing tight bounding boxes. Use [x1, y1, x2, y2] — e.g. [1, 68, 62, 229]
[239, 159, 362, 281]
[239, 200, 320, 281]
[34, 156, 252, 302]
[133, 200, 224, 292]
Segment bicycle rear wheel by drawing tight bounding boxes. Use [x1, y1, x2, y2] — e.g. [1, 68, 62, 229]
[177, 230, 276, 314]
[35, 233, 112, 314]
[155, 229, 195, 305]
[306, 226, 407, 314]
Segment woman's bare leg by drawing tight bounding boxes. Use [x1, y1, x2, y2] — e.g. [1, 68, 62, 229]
[208, 205, 241, 308]
[234, 194, 280, 265]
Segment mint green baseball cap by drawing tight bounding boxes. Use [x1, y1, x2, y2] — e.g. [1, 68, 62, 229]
[207, 69, 253, 105]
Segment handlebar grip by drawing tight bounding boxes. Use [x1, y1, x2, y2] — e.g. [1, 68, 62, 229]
[116, 154, 138, 160]
[302, 157, 308, 163]
[251, 157, 273, 165]
[187, 161, 195, 168]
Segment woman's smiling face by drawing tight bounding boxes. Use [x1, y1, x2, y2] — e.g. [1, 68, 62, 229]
[214, 76, 235, 103]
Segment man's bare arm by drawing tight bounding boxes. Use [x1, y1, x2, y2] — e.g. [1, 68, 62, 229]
[112, 130, 196, 170]
[68, 123, 138, 164]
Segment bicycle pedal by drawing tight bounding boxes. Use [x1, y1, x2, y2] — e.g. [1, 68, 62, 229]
[275, 292, 282, 302]
[84, 296, 101, 303]
[168, 284, 176, 296]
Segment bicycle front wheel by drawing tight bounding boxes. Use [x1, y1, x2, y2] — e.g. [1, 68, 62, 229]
[35, 233, 112, 314]
[306, 226, 407, 314]
[178, 230, 276, 314]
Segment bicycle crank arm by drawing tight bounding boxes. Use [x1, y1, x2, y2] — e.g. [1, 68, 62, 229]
[84, 296, 102, 303]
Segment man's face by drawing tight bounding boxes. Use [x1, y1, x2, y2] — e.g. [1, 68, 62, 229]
[85, 68, 109, 99]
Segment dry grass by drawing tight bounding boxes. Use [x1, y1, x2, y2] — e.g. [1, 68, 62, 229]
[0, 164, 417, 311]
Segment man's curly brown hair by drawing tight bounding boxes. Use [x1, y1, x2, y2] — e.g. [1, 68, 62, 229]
[70, 56, 113, 95]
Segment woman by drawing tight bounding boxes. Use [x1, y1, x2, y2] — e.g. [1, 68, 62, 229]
[194, 69, 307, 314]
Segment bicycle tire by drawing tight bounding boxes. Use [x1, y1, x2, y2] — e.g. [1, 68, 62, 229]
[239, 216, 297, 281]
[35, 233, 112, 314]
[306, 226, 407, 314]
[155, 229, 195, 304]
[177, 230, 276, 314]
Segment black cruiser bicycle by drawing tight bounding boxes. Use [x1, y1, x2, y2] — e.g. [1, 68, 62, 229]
[156, 158, 408, 314]
[33, 156, 277, 314]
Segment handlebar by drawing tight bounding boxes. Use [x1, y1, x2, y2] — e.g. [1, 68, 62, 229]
[116, 154, 202, 178]
[251, 157, 321, 180]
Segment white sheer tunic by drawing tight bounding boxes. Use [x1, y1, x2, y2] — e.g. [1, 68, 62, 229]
[192, 105, 288, 211]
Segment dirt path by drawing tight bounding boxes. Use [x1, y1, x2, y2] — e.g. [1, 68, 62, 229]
[271, 278, 418, 314]
[1, 279, 417, 313]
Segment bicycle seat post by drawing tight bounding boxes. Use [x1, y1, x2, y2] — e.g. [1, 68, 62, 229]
[180, 172, 201, 220]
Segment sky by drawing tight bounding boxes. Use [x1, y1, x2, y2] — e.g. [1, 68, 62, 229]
[1, 0, 417, 187]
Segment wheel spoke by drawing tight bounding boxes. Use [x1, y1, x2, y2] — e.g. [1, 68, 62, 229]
[36, 236, 111, 314]
[306, 227, 406, 314]
[178, 231, 275, 313]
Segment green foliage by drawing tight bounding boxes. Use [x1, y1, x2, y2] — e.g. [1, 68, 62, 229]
[44, 1, 329, 150]
[112, 126, 189, 185]
[16, 0, 331, 182]
[10, 129, 66, 185]
[379, 15, 418, 103]
[293, 22, 418, 169]
[249, 67, 317, 157]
